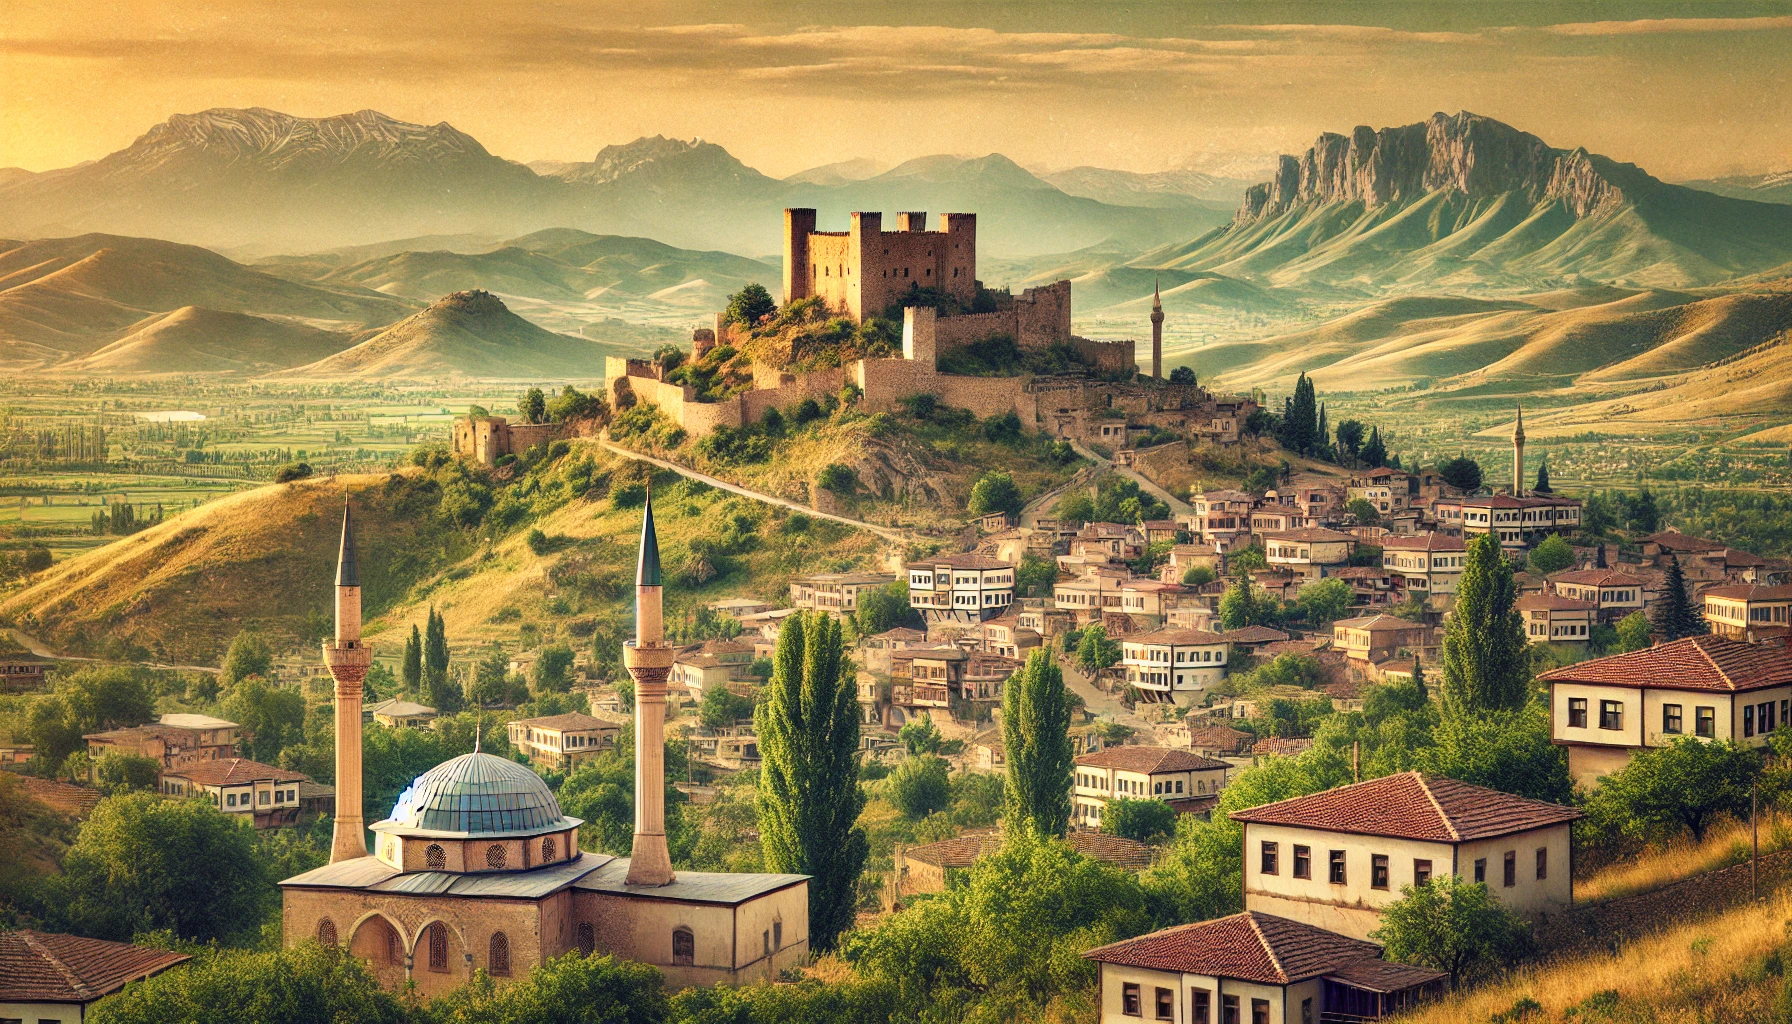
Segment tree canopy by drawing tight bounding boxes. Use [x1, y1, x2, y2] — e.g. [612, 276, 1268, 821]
[1371, 875, 1533, 990]
[1439, 534, 1529, 714]
[1002, 649, 1075, 839]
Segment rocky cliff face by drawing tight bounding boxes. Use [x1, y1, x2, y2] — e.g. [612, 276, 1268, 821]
[1237, 111, 1629, 223]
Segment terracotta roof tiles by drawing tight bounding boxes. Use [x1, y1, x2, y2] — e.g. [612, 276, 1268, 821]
[162, 757, 308, 787]
[1075, 746, 1230, 774]
[0, 930, 188, 1003]
[1082, 912, 1385, 985]
[1537, 634, 1792, 692]
[1228, 771, 1580, 841]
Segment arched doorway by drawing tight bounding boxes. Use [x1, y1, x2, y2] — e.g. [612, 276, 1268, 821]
[347, 914, 407, 990]
[409, 919, 466, 998]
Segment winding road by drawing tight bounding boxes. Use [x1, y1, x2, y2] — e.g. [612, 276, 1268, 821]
[1066, 439, 1193, 516]
[7, 628, 223, 674]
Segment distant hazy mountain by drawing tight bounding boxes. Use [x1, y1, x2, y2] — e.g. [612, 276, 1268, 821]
[1041, 166, 1254, 209]
[0, 233, 414, 370]
[784, 158, 888, 186]
[1157, 111, 1792, 295]
[1682, 171, 1792, 206]
[69, 307, 356, 375]
[280, 290, 623, 380]
[0, 108, 1228, 257]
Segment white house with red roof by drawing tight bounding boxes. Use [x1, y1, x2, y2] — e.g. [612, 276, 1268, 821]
[1, 930, 189, 1022]
[1082, 911, 1444, 1024]
[906, 553, 1015, 625]
[1538, 634, 1792, 788]
[160, 756, 312, 829]
[1120, 627, 1232, 705]
[1073, 746, 1230, 828]
[1229, 772, 1582, 940]
[1547, 568, 1648, 623]
[1515, 592, 1596, 644]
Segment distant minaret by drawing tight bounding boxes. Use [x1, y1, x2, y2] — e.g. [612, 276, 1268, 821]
[1512, 403, 1527, 497]
[1150, 279, 1165, 379]
[624, 490, 675, 886]
[325, 502, 373, 863]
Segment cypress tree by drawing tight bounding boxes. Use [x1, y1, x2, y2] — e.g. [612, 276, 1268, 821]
[1440, 534, 1530, 713]
[423, 607, 456, 711]
[1002, 649, 1076, 839]
[1652, 556, 1709, 641]
[755, 611, 868, 953]
[402, 624, 423, 697]
[1534, 460, 1552, 494]
[1362, 427, 1388, 468]
[1316, 403, 1330, 461]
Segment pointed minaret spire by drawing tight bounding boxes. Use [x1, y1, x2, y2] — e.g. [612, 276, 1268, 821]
[335, 498, 360, 588]
[624, 488, 674, 886]
[1149, 276, 1165, 379]
[1512, 402, 1527, 497]
[636, 486, 661, 587]
[324, 499, 372, 863]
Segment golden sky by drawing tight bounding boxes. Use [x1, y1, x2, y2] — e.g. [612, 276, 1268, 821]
[3, 1, 1789, 181]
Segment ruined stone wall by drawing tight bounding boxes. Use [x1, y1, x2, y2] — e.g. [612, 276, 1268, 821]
[1133, 441, 1190, 481]
[739, 366, 849, 425]
[1537, 849, 1792, 955]
[1012, 280, 1074, 348]
[1068, 336, 1136, 374]
[851, 358, 1034, 422]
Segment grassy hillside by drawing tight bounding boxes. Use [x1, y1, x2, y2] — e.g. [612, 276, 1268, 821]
[0, 471, 472, 664]
[66, 306, 357, 375]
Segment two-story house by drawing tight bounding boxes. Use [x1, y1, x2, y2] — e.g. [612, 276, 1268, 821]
[1073, 746, 1229, 828]
[1539, 635, 1792, 788]
[1331, 615, 1428, 665]
[1185, 490, 1256, 553]
[1055, 574, 1127, 626]
[1436, 495, 1582, 552]
[1546, 569, 1648, 624]
[670, 638, 757, 698]
[1262, 528, 1356, 581]
[1703, 584, 1792, 640]
[1380, 533, 1466, 604]
[1516, 593, 1596, 645]
[85, 713, 239, 771]
[1118, 580, 1195, 627]
[160, 757, 311, 829]
[1121, 628, 1231, 705]
[907, 554, 1015, 625]
[507, 712, 623, 771]
[789, 571, 897, 616]
[1231, 772, 1582, 940]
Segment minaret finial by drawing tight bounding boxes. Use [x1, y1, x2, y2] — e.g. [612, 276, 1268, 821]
[336, 498, 360, 588]
[1153, 277, 1162, 309]
[636, 486, 662, 587]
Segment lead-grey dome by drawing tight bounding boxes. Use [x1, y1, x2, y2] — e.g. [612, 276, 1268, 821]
[382, 752, 573, 836]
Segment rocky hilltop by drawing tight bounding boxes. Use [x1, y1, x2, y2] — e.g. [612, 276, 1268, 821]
[1237, 111, 1626, 222]
[541, 135, 775, 190]
[125, 107, 511, 175]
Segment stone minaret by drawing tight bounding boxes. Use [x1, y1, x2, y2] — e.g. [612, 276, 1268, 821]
[624, 490, 675, 886]
[325, 502, 373, 863]
[1512, 403, 1527, 497]
[1150, 279, 1165, 379]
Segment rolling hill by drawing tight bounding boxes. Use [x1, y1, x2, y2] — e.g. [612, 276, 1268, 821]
[278, 289, 621, 380]
[67, 307, 356, 375]
[0, 233, 415, 370]
[1040, 166, 1254, 209]
[1683, 170, 1792, 206]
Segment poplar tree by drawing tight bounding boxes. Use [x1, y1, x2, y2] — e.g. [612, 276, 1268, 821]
[755, 611, 867, 953]
[1440, 534, 1530, 713]
[1533, 461, 1552, 494]
[1002, 649, 1076, 839]
[401, 624, 423, 697]
[1652, 557, 1709, 641]
[1362, 427, 1388, 468]
[423, 607, 456, 711]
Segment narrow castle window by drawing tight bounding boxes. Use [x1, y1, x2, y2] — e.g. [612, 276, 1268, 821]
[425, 844, 446, 870]
[672, 927, 695, 966]
[489, 932, 511, 976]
[387, 927, 402, 965]
[316, 918, 337, 946]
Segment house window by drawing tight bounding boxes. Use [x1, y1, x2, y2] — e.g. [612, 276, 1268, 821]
[426, 844, 446, 871]
[1663, 704, 1683, 735]
[577, 922, 595, 956]
[774, 921, 782, 950]
[316, 918, 337, 946]
[1302, 997, 1313, 1024]
[1599, 700, 1622, 730]
[672, 927, 695, 966]
[1414, 859, 1432, 885]
[1222, 995, 1240, 1024]
[1763, 702, 1778, 733]
[1536, 847, 1549, 880]
[1695, 706, 1717, 738]
[428, 923, 448, 972]
[486, 844, 507, 869]
[1329, 850, 1347, 884]
[1156, 987, 1175, 1020]
[542, 836, 557, 862]
[1252, 998, 1270, 1024]
[1746, 704, 1756, 737]
[1191, 989, 1211, 1024]
[1504, 851, 1517, 887]
[1371, 854, 1390, 890]
[1261, 841, 1279, 875]
[1123, 982, 1142, 1016]
[489, 932, 510, 976]
[1475, 858, 1487, 883]
[1293, 845, 1311, 879]
[1568, 698, 1587, 728]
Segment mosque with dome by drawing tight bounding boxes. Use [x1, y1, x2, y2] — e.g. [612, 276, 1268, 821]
[279, 498, 810, 995]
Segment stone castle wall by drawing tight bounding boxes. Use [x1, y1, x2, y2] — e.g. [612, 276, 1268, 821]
[452, 416, 567, 467]
[784, 209, 977, 321]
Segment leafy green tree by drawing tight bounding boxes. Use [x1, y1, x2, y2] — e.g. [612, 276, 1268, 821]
[1615, 610, 1653, 652]
[1371, 875, 1533, 990]
[430, 950, 669, 1024]
[27, 668, 157, 771]
[1344, 497, 1381, 525]
[1296, 577, 1354, 627]
[1054, 490, 1095, 525]
[402, 624, 423, 696]
[1526, 534, 1576, 576]
[756, 611, 868, 953]
[1440, 534, 1530, 714]
[889, 754, 953, 819]
[529, 643, 576, 695]
[87, 943, 409, 1024]
[1335, 420, 1366, 465]
[220, 630, 273, 686]
[854, 581, 917, 636]
[1219, 576, 1279, 630]
[1586, 737, 1760, 843]
[518, 386, 547, 425]
[1182, 564, 1217, 587]
[1169, 366, 1196, 385]
[1227, 544, 1267, 572]
[1002, 650, 1075, 838]
[899, 716, 943, 755]
[1416, 704, 1572, 805]
[93, 752, 161, 794]
[50, 792, 270, 943]
[1582, 491, 1616, 535]
[725, 282, 777, 326]
[1101, 798, 1178, 843]
[1652, 557, 1709, 641]
[1360, 426, 1388, 468]
[1437, 456, 1483, 492]
[1075, 624, 1122, 675]
[219, 675, 308, 763]
[1015, 554, 1059, 600]
[967, 471, 1023, 518]
[424, 607, 459, 713]
[1626, 489, 1661, 533]
[699, 684, 754, 729]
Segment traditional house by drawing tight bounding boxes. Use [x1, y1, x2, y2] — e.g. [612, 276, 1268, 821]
[670, 639, 757, 698]
[1435, 494, 1582, 552]
[1083, 912, 1445, 1024]
[1330, 615, 1428, 665]
[1702, 584, 1792, 640]
[84, 713, 239, 770]
[0, 653, 52, 693]
[1185, 490, 1255, 552]
[1073, 746, 1229, 828]
[1380, 533, 1466, 603]
[858, 627, 928, 673]
[906, 554, 1016, 625]
[1188, 723, 1253, 758]
[1, 931, 190, 1024]
[160, 757, 311, 829]
[1219, 625, 1293, 654]
[1539, 635, 1792, 788]
[1547, 569, 1648, 624]
[1262, 528, 1357, 581]
[1516, 593, 1596, 645]
[1329, 566, 1397, 607]
[1120, 628, 1231, 705]
[1054, 575, 1126, 625]
[1231, 772, 1582, 940]
[789, 571, 897, 617]
[973, 616, 1041, 661]
[368, 699, 438, 729]
[707, 597, 775, 618]
[1118, 579, 1195, 625]
[507, 712, 623, 771]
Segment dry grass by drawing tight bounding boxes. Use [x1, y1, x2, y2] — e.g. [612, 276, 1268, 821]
[1577, 809, 1792, 904]
[1398, 892, 1792, 1023]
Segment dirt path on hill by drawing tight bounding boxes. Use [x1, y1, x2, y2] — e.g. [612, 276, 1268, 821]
[6, 628, 223, 674]
[1057, 649, 1151, 733]
[598, 441, 913, 546]
[1065, 439, 1193, 516]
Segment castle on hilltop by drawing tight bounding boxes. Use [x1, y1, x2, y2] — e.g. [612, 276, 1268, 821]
[599, 209, 1257, 447]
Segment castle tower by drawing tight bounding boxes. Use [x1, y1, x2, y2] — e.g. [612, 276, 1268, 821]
[782, 208, 816, 305]
[1512, 403, 1527, 497]
[1150, 279, 1165, 379]
[325, 502, 373, 863]
[623, 490, 676, 886]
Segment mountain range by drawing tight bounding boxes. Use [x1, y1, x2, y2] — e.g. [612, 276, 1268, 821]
[0, 109, 1227, 257]
[1683, 171, 1792, 207]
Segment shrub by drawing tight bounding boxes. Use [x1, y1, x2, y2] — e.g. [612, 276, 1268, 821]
[817, 464, 858, 494]
[1101, 797, 1178, 842]
[273, 462, 313, 483]
[888, 753, 953, 819]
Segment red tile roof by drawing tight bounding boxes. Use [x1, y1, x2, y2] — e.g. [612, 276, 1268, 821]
[1228, 771, 1581, 841]
[1516, 594, 1597, 612]
[1642, 530, 1724, 552]
[1548, 569, 1647, 588]
[0, 930, 188, 1003]
[1334, 614, 1427, 631]
[1263, 527, 1358, 543]
[1221, 625, 1292, 644]
[510, 712, 619, 732]
[162, 757, 308, 787]
[1381, 533, 1467, 552]
[1082, 912, 1385, 984]
[1129, 627, 1229, 646]
[1702, 584, 1792, 602]
[1075, 746, 1230, 774]
[1537, 634, 1792, 692]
